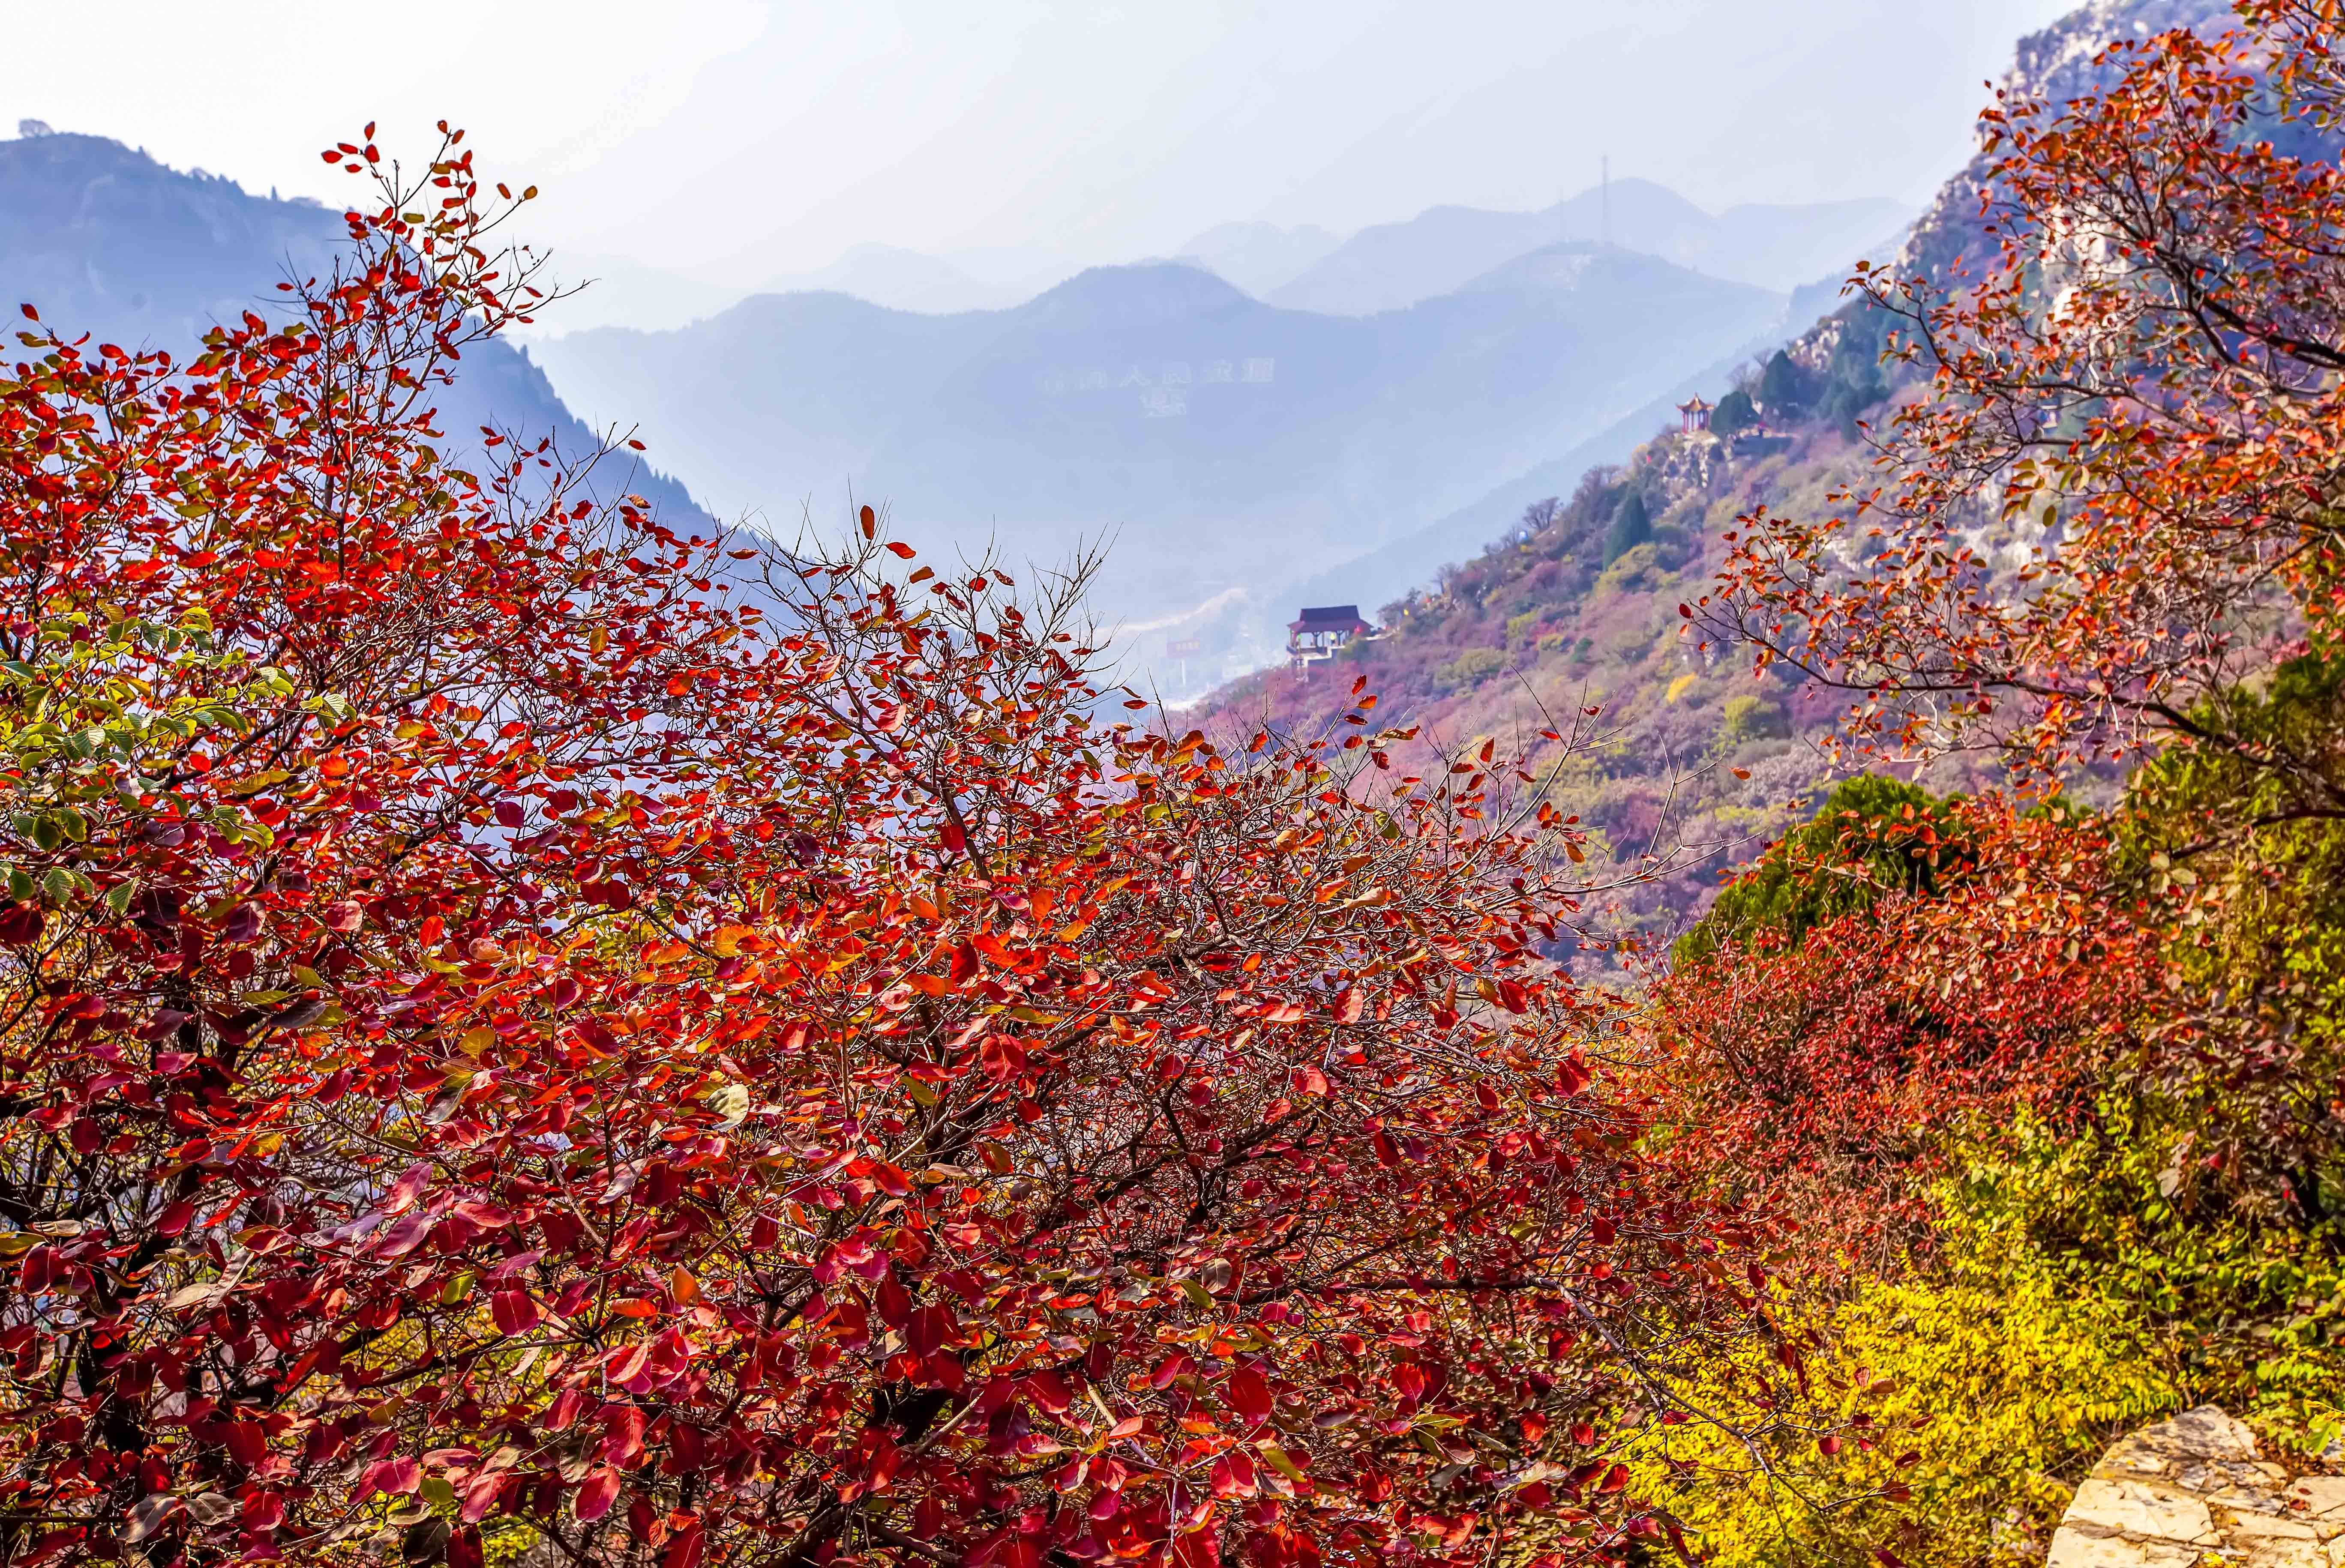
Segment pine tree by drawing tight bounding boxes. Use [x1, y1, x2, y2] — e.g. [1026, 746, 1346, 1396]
[1604, 488, 1653, 566]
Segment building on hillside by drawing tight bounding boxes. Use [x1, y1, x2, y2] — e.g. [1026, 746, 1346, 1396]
[1676, 395, 1713, 434]
[1287, 605, 1375, 668]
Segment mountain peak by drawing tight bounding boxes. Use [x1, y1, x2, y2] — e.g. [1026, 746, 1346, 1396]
[754, 244, 1022, 314]
[1019, 261, 1253, 326]
[1269, 182, 1906, 316]
[1172, 221, 1342, 297]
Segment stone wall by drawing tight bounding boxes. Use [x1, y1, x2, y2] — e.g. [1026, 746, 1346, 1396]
[2046, 1406, 2342, 1568]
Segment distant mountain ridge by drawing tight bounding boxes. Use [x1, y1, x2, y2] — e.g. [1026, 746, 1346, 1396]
[1172, 221, 1345, 298]
[1183, 0, 2265, 934]
[753, 244, 1030, 316]
[532, 242, 1791, 670]
[0, 129, 713, 527]
[1282, 0, 2258, 658]
[1268, 180, 1910, 315]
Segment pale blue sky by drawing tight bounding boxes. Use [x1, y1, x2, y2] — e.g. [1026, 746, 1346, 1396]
[11, 0, 2078, 281]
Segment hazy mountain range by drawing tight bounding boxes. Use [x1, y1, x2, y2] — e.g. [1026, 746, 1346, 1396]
[518, 182, 1908, 338]
[525, 178, 1910, 672]
[1172, 222, 1345, 299]
[530, 245, 1792, 667]
[0, 122, 1909, 689]
[1259, 180, 1909, 314]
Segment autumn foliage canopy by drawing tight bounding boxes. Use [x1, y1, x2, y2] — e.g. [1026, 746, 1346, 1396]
[0, 131, 1776, 1568]
[19, 6, 2345, 1567]
[1642, 11, 2345, 1557]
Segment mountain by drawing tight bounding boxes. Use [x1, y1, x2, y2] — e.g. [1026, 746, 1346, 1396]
[1272, 331, 1784, 626]
[1174, 221, 1345, 297]
[0, 127, 712, 525]
[1268, 179, 1910, 316]
[531, 244, 1789, 673]
[1189, 0, 2244, 938]
[754, 244, 1029, 315]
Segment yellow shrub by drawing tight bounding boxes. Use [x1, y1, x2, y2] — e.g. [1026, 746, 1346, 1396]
[1626, 1222, 2174, 1566]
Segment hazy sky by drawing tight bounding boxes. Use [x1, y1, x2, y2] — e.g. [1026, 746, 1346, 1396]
[10, 0, 2078, 284]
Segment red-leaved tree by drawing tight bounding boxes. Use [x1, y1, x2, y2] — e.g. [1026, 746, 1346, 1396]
[0, 131, 1778, 1568]
[1647, 800, 2174, 1278]
[1699, 0, 2345, 813]
[1670, 0, 2345, 1330]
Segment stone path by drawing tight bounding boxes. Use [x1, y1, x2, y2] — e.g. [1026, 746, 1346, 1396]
[2046, 1406, 2344, 1568]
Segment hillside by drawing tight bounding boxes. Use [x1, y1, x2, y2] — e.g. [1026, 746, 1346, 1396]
[1193, 398, 1880, 952]
[0, 128, 712, 526]
[531, 243, 1790, 672]
[1190, 0, 2260, 946]
[1895, 0, 2237, 280]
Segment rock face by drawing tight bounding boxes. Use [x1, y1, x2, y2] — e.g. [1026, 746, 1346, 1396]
[1896, 0, 2237, 283]
[2046, 1407, 2345, 1568]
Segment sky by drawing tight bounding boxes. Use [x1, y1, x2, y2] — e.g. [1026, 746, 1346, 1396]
[8, 0, 2080, 287]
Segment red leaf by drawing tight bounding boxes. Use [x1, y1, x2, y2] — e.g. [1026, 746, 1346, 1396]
[491, 1290, 540, 1336]
[0, 904, 43, 948]
[1024, 1370, 1073, 1413]
[376, 1208, 437, 1258]
[360, 1456, 420, 1499]
[661, 1523, 705, 1568]
[908, 1305, 951, 1357]
[574, 1466, 621, 1521]
[1226, 1367, 1273, 1427]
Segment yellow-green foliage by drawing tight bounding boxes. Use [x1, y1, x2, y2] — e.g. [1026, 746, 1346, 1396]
[1630, 1145, 2177, 1567]
[1717, 694, 1790, 745]
[483, 1519, 542, 1568]
[1631, 1091, 2345, 1567]
[1593, 541, 1665, 598]
[1436, 646, 1508, 690]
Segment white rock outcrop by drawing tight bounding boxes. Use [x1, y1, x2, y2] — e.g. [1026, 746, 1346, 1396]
[2046, 1406, 2344, 1568]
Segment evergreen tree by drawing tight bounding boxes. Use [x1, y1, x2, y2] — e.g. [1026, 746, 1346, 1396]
[1710, 386, 1758, 435]
[1758, 349, 1811, 418]
[1604, 488, 1653, 566]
